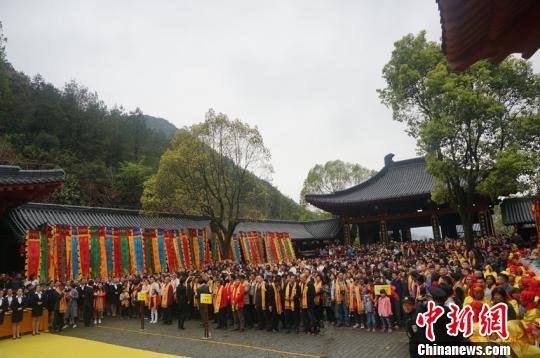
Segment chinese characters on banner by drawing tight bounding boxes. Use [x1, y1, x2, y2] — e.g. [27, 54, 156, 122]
[416, 301, 509, 341]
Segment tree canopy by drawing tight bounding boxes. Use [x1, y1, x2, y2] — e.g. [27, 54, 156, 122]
[142, 110, 316, 256]
[378, 31, 540, 249]
[300, 160, 376, 207]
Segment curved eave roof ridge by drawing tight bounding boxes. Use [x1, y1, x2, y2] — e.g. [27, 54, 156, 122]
[304, 156, 426, 202]
[236, 217, 338, 225]
[22, 202, 209, 221]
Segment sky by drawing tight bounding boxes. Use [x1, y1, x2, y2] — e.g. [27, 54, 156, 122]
[1, 1, 539, 203]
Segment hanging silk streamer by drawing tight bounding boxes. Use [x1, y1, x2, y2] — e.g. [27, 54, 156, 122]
[230, 236, 241, 263]
[197, 229, 205, 267]
[39, 228, 48, 282]
[174, 232, 185, 269]
[286, 233, 296, 260]
[211, 233, 221, 262]
[90, 227, 100, 278]
[144, 229, 155, 274]
[190, 230, 199, 269]
[249, 232, 261, 265]
[276, 233, 286, 262]
[64, 227, 72, 281]
[271, 233, 281, 262]
[157, 229, 167, 273]
[56, 225, 69, 281]
[126, 228, 137, 275]
[263, 233, 273, 263]
[99, 227, 108, 278]
[202, 229, 211, 264]
[150, 230, 161, 273]
[71, 229, 79, 280]
[78, 227, 91, 279]
[164, 230, 177, 272]
[239, 232, 248, 262]
[171, 230, 183, 270]
[180, 230, 191, 269]
[106, 228, 114, 277]
[256, 232, 265, 264]
[118, 228, 130, 276]
[47, 225, 55, 282]
[132, 227, 144, 274]
[248, 232, 259, 265]
[239, 232, 250, 263]
[25, 230, 41, 280]
[112, 228, 123, 278]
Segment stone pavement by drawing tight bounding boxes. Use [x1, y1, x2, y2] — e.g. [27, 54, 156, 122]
[59, 318, 409, 358]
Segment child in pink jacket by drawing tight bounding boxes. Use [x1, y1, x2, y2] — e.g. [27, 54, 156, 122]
[376, 289, 392, 333]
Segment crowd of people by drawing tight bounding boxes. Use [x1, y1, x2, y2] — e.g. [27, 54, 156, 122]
[0, 235, 538, 356]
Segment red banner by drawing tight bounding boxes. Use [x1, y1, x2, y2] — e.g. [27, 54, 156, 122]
[78, 226, 91, 278]
[113, 229, 122, 278]
[164, 231, 177, 272]
[26, 230, 41, 278]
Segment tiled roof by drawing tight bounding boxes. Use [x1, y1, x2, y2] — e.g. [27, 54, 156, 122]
[438, 0, 540, 70]
[501, 197, 535, 225]
[233, 218, 341, 240]
[305, 155, 433, 207]
[0, 165, 65, 185]
[5, 202, 211, 240]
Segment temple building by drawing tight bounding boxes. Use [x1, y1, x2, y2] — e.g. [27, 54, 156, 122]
[0, 164, 341, 272]
[0, 165, 65, 272]
[437, 0, 540, 70]
[305, 154, 495, 244]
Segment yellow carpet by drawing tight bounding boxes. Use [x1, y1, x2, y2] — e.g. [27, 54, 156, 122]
[0, 333, 185, 358]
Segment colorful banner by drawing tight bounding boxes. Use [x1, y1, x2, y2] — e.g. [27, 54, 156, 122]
[25, 225, 298, 279]
[25, 230, 41, 279]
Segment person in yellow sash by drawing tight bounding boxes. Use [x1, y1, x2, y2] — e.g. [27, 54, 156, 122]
[299, 273, 317, 334]
[267, 274, 283, 332]
[283, 272, 299, 333]
[161, 276, 174, 325]
[213, 279, 229, 329]
[253, 274, 267, 330]
[349, 277, 364, 328]
[231, 275, 245, 332]
[332, 272, 350, 327]
[313, 273, 324, 328]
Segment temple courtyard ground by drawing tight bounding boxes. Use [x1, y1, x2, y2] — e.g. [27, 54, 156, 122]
[47, 318, 409, 357]
[0, 318, 410, 357]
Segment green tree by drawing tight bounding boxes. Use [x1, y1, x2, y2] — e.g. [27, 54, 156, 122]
[142, 109, 273, 258]
[378, 32, 539, 250]
[300, 160, 376, 206]
[115, 160, 153, 208]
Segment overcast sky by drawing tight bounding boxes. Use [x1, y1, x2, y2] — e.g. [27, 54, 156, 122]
[2, 1, 539, 203]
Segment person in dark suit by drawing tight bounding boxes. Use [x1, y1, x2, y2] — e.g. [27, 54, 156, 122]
[11, 288, 26, 339]
[29, 284, 45, 335]
[76, 280, 85, 325]
[176, 277, 188, 329]
[52, 283, 67, 332]
[0, 289, 6, 326]
[83, 280, 95, 327]
[299, 273, 317, 334]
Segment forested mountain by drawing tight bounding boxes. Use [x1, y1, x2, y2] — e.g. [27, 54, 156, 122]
[142, 115, 178, 137]
[0, 23, 319, 220]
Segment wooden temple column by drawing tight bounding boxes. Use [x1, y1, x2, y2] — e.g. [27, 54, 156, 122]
[379, 221, 389, 244]
[343, 223, 351, 245]
[478, 210, 494, 236]
[431, 215, 441, 240]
